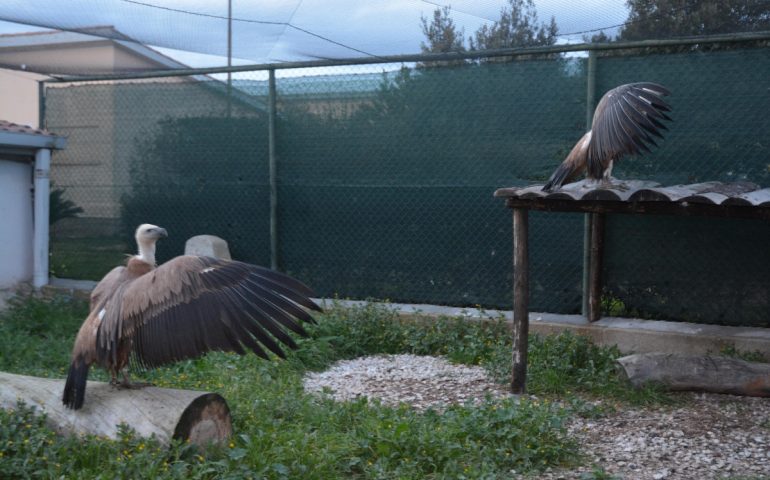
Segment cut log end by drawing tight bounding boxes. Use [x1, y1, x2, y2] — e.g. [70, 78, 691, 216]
[617, 353, 770, 397]
[173, 393, 233, 446]
[0, 372, 233, 448]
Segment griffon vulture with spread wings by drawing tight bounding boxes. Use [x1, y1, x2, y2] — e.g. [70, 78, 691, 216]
[542, 82, 672, 192]
[63, 224, 322, 410]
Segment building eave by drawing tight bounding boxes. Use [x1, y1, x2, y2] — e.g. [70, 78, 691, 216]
[0, 130, 67, 150]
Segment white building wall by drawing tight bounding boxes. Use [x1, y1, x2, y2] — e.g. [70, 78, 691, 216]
[0, 68, 46, 128]
[0, 159, 33, 287]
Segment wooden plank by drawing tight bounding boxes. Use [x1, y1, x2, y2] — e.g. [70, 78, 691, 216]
[581, 213, 592, 317]
[503, 197, 770, 220]
[587, 213, 605, 322]
[511, 208, 529, 394]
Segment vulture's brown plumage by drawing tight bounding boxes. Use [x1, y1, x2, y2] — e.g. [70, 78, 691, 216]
[63, 224, 322, 410]
[542, 82, 672, 192]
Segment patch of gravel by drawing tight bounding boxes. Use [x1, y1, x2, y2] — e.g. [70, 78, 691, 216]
[303, 354, 770, 479]
[303, 354, 512, 410]
[548, 393, 770, 480]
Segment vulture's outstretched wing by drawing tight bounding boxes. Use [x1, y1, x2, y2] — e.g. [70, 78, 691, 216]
[587, 82, 672, 179]
[96, 256, 321, 369]
[89, 266, 126, 312]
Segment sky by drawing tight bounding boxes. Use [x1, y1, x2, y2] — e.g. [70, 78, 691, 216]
[0, 0, 630, 70]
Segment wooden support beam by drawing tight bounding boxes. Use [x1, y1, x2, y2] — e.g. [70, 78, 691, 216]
[512, 208, 529, 394]
[587, 212, 605, 322]
[581, 213, 593, 316]
[503, 198, 770, 220]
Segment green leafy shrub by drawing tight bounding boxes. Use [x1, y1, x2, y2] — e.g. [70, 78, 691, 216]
[49, 184, 84, 226]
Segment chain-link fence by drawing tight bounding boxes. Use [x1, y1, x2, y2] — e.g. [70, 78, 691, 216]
[45, 39, 770, 327]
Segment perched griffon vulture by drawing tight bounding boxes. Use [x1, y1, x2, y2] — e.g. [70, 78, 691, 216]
[63, 224, 322, 410]
[542, 82, 672, 192]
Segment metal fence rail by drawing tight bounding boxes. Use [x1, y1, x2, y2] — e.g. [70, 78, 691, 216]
[44, 35, 770, 327]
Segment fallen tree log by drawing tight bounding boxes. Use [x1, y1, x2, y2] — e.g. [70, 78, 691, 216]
[617, 353, 770, 397]
[0, 372, 232, 447]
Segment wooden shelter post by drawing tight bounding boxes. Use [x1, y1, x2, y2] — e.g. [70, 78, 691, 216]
[587, 212, 605, 322]
[512, 207, 530, 393]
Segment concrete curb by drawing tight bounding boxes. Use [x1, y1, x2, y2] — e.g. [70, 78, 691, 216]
[317, 299, 770, 357]
[20, 280, 770, 358]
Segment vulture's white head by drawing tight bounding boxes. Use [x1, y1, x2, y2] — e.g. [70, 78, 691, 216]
[134, 223, 167, 265]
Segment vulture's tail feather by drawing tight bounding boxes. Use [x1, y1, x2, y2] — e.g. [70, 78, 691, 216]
[542, 163, 573, 192]
[62, 358, 90, 410]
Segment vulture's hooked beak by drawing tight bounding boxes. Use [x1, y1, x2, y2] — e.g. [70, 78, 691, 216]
[154, 227, 168, 239]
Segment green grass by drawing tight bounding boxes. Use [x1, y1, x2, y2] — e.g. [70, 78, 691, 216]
[1, 297, 669, 479]
[716, 344, 768, 363]
[49, 236, 127, 280]
[0, 296, 90, 379]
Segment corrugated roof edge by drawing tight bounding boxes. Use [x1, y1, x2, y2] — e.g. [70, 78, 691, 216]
[494, 180, 770, 207]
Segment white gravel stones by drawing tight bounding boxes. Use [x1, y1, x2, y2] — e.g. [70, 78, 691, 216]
[302, 354, 512, 410]
[302, 354, 770, 479]
[542, 393, 770, 479]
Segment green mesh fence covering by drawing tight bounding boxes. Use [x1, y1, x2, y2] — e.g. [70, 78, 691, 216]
[46, 45, 770, 327]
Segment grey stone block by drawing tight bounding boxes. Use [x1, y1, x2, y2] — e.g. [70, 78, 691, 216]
[184, 235, 232, 260]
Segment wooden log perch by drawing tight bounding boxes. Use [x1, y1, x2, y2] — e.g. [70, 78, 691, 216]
[617, 353, 770, 397]
[0, 372, 232, 447]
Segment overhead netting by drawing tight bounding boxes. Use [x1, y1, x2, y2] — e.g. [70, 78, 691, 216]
[1, 0, 769, 75]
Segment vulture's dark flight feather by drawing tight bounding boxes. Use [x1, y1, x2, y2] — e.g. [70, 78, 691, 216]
[63, 224, 322, 410]
[542, 82, 672, 192]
